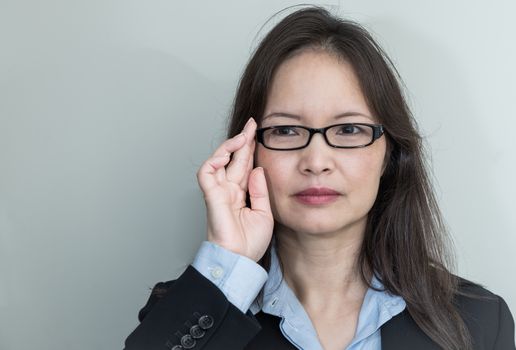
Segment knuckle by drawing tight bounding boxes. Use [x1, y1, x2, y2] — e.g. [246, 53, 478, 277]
[196, 165, 204, 175]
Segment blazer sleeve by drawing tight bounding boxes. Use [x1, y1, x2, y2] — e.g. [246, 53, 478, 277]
[124, 265, 263, 350]
[494, 295, 515, 350]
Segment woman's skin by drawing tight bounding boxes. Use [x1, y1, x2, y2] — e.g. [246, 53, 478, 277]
[197, 50, 387, 350]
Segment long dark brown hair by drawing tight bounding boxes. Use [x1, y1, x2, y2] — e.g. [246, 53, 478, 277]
[225, 6, 480, 349]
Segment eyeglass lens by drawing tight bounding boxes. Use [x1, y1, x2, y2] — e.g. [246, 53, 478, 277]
[262, 124, 374, 149]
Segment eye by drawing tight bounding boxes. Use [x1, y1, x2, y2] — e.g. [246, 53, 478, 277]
[336, 124, 362, 135]
[270, 126, 300, 136]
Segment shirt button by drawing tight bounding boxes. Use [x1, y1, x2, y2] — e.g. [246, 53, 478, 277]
[211, 266, 224, 279]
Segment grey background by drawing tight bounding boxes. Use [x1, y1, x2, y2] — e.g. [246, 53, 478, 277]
[1, 1, 514, 349]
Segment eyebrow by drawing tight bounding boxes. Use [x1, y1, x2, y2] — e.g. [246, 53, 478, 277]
[262, 111, 374, 122]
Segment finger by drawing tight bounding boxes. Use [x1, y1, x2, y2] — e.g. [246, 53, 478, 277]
[227, 118, 256, 185]
[197, 133, 247, 191]
[240, 138, 256, 192]
[248, 167, 272, 216]
[212, 131, 246, 158]
[197, 154, 231, 192]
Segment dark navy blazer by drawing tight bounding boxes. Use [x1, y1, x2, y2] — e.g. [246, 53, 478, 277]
[124, 265, 515, 350]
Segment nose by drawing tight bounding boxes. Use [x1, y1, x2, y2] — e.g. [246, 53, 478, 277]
[298, 132, 335, 175]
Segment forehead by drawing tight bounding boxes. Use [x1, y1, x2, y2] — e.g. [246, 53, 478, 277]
[263, 50, 373, 124]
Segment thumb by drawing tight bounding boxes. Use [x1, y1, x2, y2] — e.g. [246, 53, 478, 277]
[248, 167, 272, 215]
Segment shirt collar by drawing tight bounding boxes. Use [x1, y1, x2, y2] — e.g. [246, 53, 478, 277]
[249, 237, 406, 343]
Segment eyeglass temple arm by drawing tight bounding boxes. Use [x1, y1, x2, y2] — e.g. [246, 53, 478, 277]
[373, 125, 384, 139]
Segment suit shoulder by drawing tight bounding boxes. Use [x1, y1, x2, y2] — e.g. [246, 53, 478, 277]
[453, 276, 515, 349]
[456, 276, 496, 296]
[454, 275, 502, 314]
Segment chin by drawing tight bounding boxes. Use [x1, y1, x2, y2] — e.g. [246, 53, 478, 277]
[281, 218, 352, 236]
[276, 210, 368, 237]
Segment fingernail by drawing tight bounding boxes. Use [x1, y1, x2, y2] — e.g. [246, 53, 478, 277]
[244, 117, 254, 127]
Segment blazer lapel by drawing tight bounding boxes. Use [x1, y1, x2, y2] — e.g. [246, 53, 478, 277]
[381, 310, 440, 350]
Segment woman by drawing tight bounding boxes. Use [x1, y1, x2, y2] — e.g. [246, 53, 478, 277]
[124, 6, 515, 350]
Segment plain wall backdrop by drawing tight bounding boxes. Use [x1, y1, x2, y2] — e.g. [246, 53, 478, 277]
[1, 1, 515, 349]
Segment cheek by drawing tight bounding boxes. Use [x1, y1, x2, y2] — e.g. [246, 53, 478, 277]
[254, 148, 297, 220]
[255, 148, 291, 189]
[345, 153, 382, 182]
[342, 149, 385, 204]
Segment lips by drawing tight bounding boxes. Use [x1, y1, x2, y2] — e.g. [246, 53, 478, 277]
[293, 187, 341, 205]
[294, 187, 341, 196]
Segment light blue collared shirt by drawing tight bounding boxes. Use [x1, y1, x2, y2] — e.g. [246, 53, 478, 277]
[192, 240, 406, 349]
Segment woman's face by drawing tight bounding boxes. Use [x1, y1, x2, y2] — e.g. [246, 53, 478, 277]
[255, 50, 387, 237]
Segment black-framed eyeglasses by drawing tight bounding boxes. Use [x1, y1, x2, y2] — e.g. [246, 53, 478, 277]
[255, 123, 385, 151]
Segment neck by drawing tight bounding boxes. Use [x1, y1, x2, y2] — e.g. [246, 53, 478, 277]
[275, 221, 371, 315]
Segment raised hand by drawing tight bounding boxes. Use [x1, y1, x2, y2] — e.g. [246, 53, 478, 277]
[196, 117, 274, 262]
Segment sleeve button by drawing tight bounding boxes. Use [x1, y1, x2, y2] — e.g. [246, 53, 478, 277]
[198, 315, 214, 329]
[171, 346, 183, 350]
[180, 334, 196, 349]
[190, 324, 206, 338]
